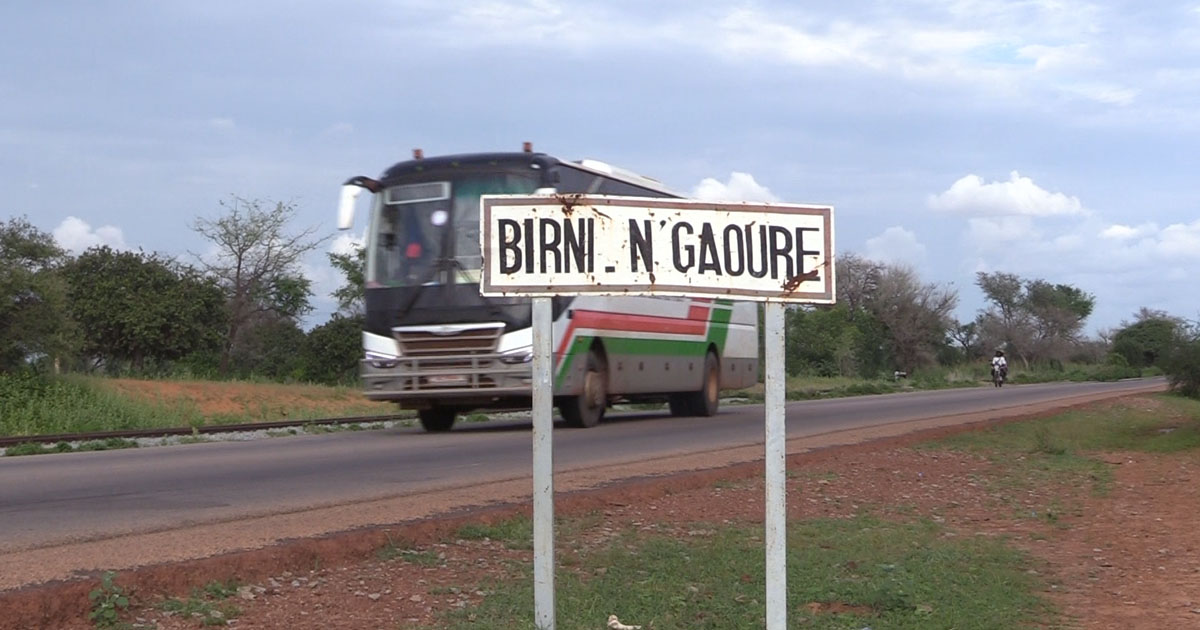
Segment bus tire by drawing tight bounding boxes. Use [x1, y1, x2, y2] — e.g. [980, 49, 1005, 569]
[670, 351, 720, 417]
[559, 347, 607, 428]
[418, 407, 456, 432]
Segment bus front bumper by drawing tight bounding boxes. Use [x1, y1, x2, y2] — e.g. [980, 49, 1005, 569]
[360, 354, 535, 404]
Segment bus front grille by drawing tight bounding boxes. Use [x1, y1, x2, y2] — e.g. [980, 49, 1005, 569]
[392, 322, 505, 357]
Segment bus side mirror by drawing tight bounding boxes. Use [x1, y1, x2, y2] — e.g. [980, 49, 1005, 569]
[338, 176, 381, 230]
[337, 184, 363, 230]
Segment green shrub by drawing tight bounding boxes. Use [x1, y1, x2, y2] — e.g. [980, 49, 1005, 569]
[88, 571, 130, 629]
[1091, 364, 1141, 382]
[1163, 338, 1200, 399]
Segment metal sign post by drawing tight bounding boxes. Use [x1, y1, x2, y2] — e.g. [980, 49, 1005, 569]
[531, 297, 555, 630]
[763, 301, 787, 628]
[480, 194, 834, 630]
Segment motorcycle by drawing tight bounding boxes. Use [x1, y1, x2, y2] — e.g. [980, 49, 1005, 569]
[991, 365, 1007, 388]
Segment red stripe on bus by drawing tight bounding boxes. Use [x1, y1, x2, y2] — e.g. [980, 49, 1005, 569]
[571, 310, 708, 335]
[554, 307, 711, 362]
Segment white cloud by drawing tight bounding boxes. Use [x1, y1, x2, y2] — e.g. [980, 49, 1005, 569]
[208, 117, 235, 130]
[1059, 82, 1139, 106]
[330, 231, 364, 255]
[865, 226, 926, 265]
[1018, 43, 1096, 72]
[966, 215, 1038, 245]
[1157, 219, 1200, 257]
[1099, 223, 1157, 240]
[691, 172, 778, 202]
[929, 171, 1087, 217]
[716, 9, 885, 69]
[52, 217, 128, 254]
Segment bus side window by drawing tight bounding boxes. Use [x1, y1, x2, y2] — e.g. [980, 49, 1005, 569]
[554, 167, 599, 194]
[596, 179, 670, 198]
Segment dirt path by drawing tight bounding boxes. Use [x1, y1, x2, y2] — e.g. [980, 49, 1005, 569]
[4, 386, 1193, 629]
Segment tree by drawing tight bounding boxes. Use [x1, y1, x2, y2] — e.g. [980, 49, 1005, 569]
[834, 253, 881, 318]
[868, 265, 958, 371]
[974, 272, 1094, 367]
[948, 321, 982, 362]
[328, 245, 365, 316]
[1162, 324, 1200, 399]
[974, 272, 1034, 366]
[192, 196, 326, 374]
[228, 316, 307, 380]
[835, 254, 958, 372]
[1111, 310, 1186, 369]
[300, 314, 365, 384]
[785, 304, 889, 379]
[0, 217, 74, 371]
[63, 246, 226, 372]
[1024, 280, 1095, 362]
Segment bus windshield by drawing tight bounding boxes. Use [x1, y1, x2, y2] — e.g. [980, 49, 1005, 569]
[365, 172, 539, 287]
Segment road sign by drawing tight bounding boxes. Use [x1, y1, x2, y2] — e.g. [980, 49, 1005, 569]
[480, 194, 834, 302]
[480, 193, 837, 630]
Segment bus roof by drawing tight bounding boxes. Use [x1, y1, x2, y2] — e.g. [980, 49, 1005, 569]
[377, 151, 680, 197]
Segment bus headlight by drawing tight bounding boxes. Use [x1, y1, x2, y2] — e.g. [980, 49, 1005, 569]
[366, 351, 399, 369]
[499, 347, 533, 364]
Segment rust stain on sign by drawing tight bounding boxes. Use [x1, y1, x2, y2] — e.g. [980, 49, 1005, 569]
[554, 192, 583, 216]
[781, 258, 832, 293]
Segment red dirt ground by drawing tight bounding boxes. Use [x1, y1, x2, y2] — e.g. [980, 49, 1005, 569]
[3, 392, 1198, 629]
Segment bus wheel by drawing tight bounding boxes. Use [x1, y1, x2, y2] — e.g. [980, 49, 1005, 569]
[670, 351, 720, 417]
[418, 407, 456, 432]
[560, 348, 607, 428]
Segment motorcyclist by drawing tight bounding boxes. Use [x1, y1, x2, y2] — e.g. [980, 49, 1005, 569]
[991, 350, 1008, 383]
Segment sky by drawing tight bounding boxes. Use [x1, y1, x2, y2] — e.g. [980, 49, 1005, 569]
[3, 0, 1198, 335]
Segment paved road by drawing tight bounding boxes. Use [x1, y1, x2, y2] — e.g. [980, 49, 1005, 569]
[0, 378, 1164, 553]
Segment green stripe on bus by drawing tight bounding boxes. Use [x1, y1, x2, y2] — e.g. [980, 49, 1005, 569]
[705, 305, 733, 350]
[554, 317, 735, 384]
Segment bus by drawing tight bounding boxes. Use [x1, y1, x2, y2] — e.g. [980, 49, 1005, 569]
[336, 144, 759, 432]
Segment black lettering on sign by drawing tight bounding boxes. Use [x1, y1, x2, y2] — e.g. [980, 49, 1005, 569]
[723, 224, 745, 276]
[539, 219, 561, 273]
[499, 218, 522, 274]
[562, 218, 592, 273]
[629, 219, 653, 272]
[746, 224, 769, 279]
[795, 227, 821, 280]
[522, 218, 535, 274]
[697, 223, 721, 275]
[671, 222, 694, 272]
[769, 226, 793, 280]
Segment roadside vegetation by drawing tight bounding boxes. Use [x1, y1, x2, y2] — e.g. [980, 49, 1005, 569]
[3, 213, 1198, 445]
[445, 517, 1046, 630]
[419, 394, 1199, 629]
[65, 392, 1200, 629]
[0, 371, 392, 439]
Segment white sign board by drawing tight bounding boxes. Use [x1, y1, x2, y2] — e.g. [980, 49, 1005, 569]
[480, 194, 834, 302]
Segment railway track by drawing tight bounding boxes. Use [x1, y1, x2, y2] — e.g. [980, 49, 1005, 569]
[0, 413, 411, 448]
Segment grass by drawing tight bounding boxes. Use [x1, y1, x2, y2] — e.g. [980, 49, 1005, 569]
[417, 392, 1198, 629]
[0, 371, 400, 439]
[456, 516, 535, 550]
[731, 362, 1156, 403]
[916, 394, 1200, 521]
[158, 580, 243, 627]
[931, 394, 1200, 457]
[89, 571, 131, 629]
[733, 368, 988, 402]
[377, 535, 445, 566]
[4, 437, 140, 457]
[2, 358, 1160, 440]
[439, 516, 1047, 629]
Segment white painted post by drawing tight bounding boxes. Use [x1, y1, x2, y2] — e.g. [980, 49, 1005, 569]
[764, 301, 787, 629]
[531, 297, 556, 630]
